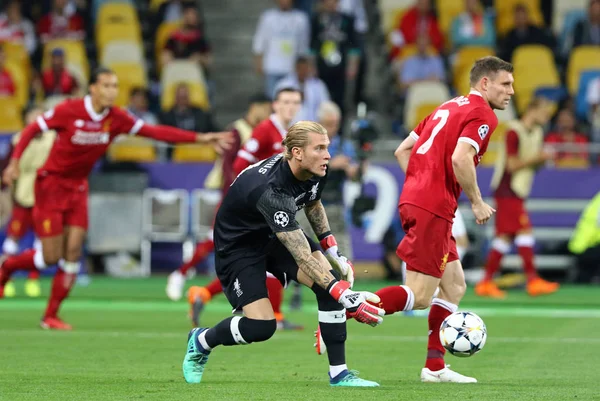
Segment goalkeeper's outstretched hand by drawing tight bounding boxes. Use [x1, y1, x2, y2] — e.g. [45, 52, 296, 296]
[329, 281, 384, 327]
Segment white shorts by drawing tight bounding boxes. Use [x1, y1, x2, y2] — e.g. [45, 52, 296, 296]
[452, 208, 467, 238]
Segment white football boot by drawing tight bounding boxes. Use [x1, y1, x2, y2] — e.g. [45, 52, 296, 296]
[166, 270, 186, 301]
[421, 365, 477, 383]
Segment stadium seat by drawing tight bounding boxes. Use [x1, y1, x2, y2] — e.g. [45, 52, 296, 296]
[92, 0, 133, 20]
[575, 70, 600, 120]
[413, 102, 440, 125]
[480, 122, 508, 166]
[155, 21, 181, 71]
[4, 60, 28, 108]
[42, 40, 90, 85]
[172, 144, 217, 163]
[44, 95, 70, 111]
[0, 97, 23, 132]
[553, 0, 587, 33]
[512, 45, 561, 113]
[379, 0, 413, 36]
[96, 2, 140, 31]
[404, 81, 450, 129]
[393, 43, 438, 62]
[101, 40, 145, 67]
[452, 46, 495, 94]
[108, 136, 156, 162]
[495, 0, 545, 36]
[110, 63, 148, 107]
[160, 61, 209, 111]
[1, 42, 31, 81]
[96, 24, 143, 56]
[567, 46, 600, 95]
[436, 0, 465, 40]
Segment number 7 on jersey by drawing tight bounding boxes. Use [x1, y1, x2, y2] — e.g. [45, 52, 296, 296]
[416, 109, 450, 155]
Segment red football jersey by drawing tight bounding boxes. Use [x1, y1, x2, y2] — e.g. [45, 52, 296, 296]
[29, 96, 142, 180]
[400, 90, 498, 222]
[233, 114, 287, 174]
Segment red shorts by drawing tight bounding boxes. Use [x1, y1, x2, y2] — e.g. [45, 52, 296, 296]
[6, 203, 34, 239]
[33, 174, 89, 238]
[396, 204, 459, 279]
[494, 197, 531, 236]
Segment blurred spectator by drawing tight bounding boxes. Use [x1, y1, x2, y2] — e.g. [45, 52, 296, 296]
[338, 0, 368, 105]
[294, 0, 314, 15]
[586, 76, 600, 143]
[37, 0, 85, 45]
[450, 0, 495, 50]
[127, 88, 158, 125]
[500, 4, 555, 62]
[573, 0, 600, 48]
[40, 47, 78, 97]
[396, 33, 445, 94]
[162, 3, 212, 71]
[317, 100, 359, 258]
[568, 191, 600, 284]
[275, 56, 330, 122]
[156, 0, 192, 25]
[160, 83, 218, 132]
[388, 0, 443, 60]
[545, 109, 590, 167]
[0, 46, 16, 97]
[311, 0, 359, 115]
[0, 0, 37, 55]
[253, 0, 310, 97]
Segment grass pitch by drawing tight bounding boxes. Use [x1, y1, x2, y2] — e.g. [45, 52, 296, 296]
[1, 277, 599, 401]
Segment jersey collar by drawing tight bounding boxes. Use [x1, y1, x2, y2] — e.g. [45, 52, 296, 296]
[84, 95, 110, 122]
[469, 89, 483, 97]
[269, 114, 288, 138]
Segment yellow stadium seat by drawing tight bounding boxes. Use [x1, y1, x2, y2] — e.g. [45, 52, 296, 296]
[172, 144, 217, 163]
[162, 81, 209, 111]
[414, 102, 440, 125]
[480, 123, 508, 166]
[160, 61, 209, 111]
[1, 42, 31, 81]
[110, 63, 148, 107]
[108, 136, 156, 162]
[393, 43, 438, 62]
[436, 0, 465, 39]
[4, 61, 28, 108]
[452, 46, 495, 94]
[556, 158, 590, 169]
[0, 97, 23, 132]
[42, 40, 90, 84]
[101, 40, 144, 66]
[96, 24, 143, 55]
[404, 81, 450, 128]
[494, 0, 544, 36]
[512, 45, 560, 113]
[567, 46, 600, 95]
[155, 21, 181, 71]
[96, 3, 140, 33]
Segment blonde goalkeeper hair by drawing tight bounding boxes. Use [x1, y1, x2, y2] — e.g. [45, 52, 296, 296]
[282, 121, 328, 160]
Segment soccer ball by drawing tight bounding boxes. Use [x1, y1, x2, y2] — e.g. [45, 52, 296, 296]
[439, 311, 487, 357]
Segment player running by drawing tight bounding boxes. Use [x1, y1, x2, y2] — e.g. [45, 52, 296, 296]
[476, 98, 559, 298]
[167, 88, 305, 329]
[2, 106, 54, 298]
[182, 121, 384, 387]
[0, 67, 232, 330]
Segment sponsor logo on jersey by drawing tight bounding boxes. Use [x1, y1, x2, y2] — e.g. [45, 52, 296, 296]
[43, 219, 51, 234]
[478, 124, 489, 140]
[274, 211, 290, 227]
[234, 278, 243, 297]
[440, 253, 449, 272]
[72, 130, 110, 145]
[309, 183, 319, 201]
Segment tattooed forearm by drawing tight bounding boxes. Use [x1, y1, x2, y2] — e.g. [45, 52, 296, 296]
[304, 200, 331, 237]
[276, 229, 335, 289]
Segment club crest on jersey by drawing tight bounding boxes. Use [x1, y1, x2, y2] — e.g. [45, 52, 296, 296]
[74, 119, 85, 128]
[478, 124, 490, 140]
[245, 138, 259, 153]
[274, 211, 289, 227]
[309, 183, 319, 201]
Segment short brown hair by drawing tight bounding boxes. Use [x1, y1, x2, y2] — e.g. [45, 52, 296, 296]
[469, 56, 514, 87]
[282, 121, 327, 160]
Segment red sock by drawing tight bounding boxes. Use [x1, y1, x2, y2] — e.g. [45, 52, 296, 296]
[205, 277, 223, 297]
[266, 276, 283, 320]
[371, 285, 414, 315]
[425, 301, 455, 371]
[179, 239, 215, 275]
[28, 270, 40, 280]
[44, 268, 76, 319]
[483, 249, 504, 282]
[517, 246, 537, 282]
[0, 249, 36, 286]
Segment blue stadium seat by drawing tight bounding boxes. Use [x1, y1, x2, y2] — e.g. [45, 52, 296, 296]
[575, 70, 600, 120]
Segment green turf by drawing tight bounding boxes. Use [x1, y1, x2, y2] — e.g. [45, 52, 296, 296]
[1, 277, 599, 401]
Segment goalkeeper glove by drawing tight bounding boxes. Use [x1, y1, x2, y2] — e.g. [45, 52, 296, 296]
[328, 280, 384, 326]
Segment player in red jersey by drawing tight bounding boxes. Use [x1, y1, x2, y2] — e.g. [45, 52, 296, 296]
[0, 67, 231, 330]
[166, 87, 306, 329]
[316, 57, 514, 382]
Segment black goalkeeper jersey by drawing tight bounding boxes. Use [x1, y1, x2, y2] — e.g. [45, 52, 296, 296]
[214, 154, 328, 255]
